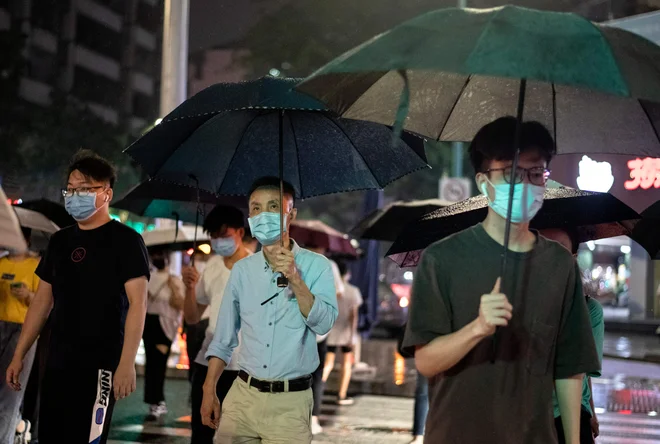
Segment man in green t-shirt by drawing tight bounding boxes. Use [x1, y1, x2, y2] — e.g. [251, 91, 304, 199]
[402, 117, 599, 444]
[541, 228, 605, 444]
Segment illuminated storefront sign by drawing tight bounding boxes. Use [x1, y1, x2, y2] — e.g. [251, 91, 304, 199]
[576, 156, 614, 193]
[624, 157, 660, 190]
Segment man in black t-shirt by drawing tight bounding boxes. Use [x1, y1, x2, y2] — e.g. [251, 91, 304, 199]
[5, 151, 150, 444]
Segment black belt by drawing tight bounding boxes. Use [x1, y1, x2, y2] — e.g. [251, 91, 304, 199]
[238, 370, 312, 393]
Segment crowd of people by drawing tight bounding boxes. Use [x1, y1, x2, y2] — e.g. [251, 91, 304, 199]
[0, 116, 605, 444]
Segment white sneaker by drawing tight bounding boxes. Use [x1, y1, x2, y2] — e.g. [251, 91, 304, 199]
[311, 416, 323, 435]
[337, 397, 355, 406]
[409, 436, 424, 444]
[15, 419, 31, 444]
[147, 401, 168, 421]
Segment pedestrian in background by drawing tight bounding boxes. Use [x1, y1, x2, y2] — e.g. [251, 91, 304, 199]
[0, 227, 39, 444]
[143, 248, 184, 421]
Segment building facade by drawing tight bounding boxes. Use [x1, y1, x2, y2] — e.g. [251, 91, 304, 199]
[0, 0, 162, 135]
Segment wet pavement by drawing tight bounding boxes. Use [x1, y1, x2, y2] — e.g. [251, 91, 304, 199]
[111, 338, 660, 443]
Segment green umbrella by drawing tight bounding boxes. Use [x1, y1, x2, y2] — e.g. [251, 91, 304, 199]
[298, 5, 660, 266]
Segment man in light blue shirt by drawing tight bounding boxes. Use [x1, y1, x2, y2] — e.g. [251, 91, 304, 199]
[201, 177, 338, 443]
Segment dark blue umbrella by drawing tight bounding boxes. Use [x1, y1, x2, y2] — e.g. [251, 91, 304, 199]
[125, 76, 428, 287]
[112, 180, 245, 224]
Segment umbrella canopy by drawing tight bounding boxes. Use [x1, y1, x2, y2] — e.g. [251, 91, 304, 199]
[0, 187, 28, 252]
[298, 6, 660, 158]
[141, 226, 210, 250]
[289, 219, 358, 257]
[630, 200, 660, 259]
[112, 180, 245, 224]
[18, 199, 74, 229]
[13, 207, 60, 234]
[387, 188, 641, 267]
[350, 198, 452, 242]
[124, 76, 429, 198]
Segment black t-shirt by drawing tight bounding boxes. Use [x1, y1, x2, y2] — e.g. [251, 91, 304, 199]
[36, 220, 150, 371]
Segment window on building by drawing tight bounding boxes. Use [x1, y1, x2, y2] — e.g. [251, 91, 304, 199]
[136, 1, 160, 33]
[72, 66, 123, 109]
[75, 14, 122, 61]
[27, 46, 57, 84]
[132, 91, 155, 120]
[98, 0, 126, 16]
[31, 0, 62, 33]
[133, 45, 157, 77]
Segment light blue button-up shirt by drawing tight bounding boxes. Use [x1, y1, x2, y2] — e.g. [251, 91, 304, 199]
[206, 240, 338, 380]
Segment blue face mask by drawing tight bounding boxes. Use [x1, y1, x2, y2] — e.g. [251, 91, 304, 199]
[248, 212, 288, 246]
[211, 237, 238, 257]
[481, 180, 544, 223]
[65, 193, 103, 221]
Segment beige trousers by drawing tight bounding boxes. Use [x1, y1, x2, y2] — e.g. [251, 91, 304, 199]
[214, 377, 313, 444]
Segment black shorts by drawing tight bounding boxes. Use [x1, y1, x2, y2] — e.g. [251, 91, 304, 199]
[40, 366, 116, 444]
[327, 345, 354, 353]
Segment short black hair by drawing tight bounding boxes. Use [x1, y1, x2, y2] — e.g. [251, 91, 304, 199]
[248, 177, 296, 205]
[336, 259, 349, 277]
[67, 150, 117, 188]
[468, 117, 556, 173]
[203, 205, 245, 234]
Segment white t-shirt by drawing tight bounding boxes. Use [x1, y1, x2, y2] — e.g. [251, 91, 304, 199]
[147, 270, 184, 341]
[327, 281, 363, 346]
[317, 259, 345, 343]
[195, 254, 251, 369]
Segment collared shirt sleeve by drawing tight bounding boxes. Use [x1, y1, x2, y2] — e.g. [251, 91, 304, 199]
[302, 259, 338, 336]
[205, 265, 241, 365]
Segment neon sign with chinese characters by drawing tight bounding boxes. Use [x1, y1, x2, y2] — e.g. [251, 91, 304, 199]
[624, 157, 660, 190]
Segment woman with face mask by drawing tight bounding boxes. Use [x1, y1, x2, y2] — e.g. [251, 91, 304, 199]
[143, 249, 184, 421]
[180, 205, 252, 444]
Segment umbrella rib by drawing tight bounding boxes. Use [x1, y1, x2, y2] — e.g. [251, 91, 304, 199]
[216, 111, 264, 195]
[437, 75, 472, 141]
[323, 115, 381, 186]
[638, 100, 660, 146]
[552, 83, 558, 152]
[288, 112, 304, 199]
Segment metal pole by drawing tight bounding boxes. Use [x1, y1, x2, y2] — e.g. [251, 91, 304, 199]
[159, 0, 189, 275]
[452, 0, 467, 178]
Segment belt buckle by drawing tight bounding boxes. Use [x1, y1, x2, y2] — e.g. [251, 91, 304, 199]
[268, 381, 274, 393]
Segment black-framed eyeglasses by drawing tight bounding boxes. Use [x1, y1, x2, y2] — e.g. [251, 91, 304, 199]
[484, 167, 551, 186]
[61, 186, 105, 198]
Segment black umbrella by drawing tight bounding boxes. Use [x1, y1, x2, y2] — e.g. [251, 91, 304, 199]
[112, 180, 245, 224]
[18, 199, 74, 229]
[387, 187, 642, 267]
[125, 76, 428, 288]
[630, 201, 660, 260]
[350, 198, 452, 242]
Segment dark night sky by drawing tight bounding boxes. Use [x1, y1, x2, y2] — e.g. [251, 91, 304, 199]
[188, 0, 290, 52]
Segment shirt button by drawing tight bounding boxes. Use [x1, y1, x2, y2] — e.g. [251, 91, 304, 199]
[268, 322, 272, 326]
[267, 344, 270, 347]
[263, 365, 267, 369]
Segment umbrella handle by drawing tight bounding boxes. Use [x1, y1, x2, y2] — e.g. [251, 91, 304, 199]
[278, 109, 289, 288]
[493, 78, 527, 363]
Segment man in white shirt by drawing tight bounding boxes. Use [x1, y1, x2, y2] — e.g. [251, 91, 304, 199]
[182, 205, 251, 444]
[322, 260, 363, 405]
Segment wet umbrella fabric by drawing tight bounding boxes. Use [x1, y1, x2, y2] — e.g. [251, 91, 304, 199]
[112, 180, 245, 224]
[387, 188, 641, 267]
[124, 77, 428, 199]
[350, 199, 452, 242]
[18, 199, 74, 229]
[630, 201, 660, 260]
[289, 219, 358, 257]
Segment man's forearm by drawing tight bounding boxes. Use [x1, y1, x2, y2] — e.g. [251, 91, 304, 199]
[290, 276, 314, 317]
[556, 375, 584, 444]
[183, 287, 204, 324]
[203, 357, 227, 392]
[14, 286, 53, 360]
[414, 319, 485, 377]
[119, 302, 147, 367]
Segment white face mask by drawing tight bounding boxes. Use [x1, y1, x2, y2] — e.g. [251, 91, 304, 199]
[481, 179, 545, 223]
